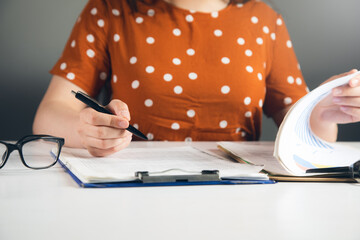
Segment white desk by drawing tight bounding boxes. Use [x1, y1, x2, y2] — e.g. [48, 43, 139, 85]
[1, 141, 360, 240]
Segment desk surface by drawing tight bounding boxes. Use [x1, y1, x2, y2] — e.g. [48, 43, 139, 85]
[1, 141, 360, 240]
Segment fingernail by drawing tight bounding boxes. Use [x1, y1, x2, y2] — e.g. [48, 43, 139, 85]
[333, 89, 342, 95]
[119, 121, 128, 128]
[351, 79, 359, 86]
[120, 110, 130, 120]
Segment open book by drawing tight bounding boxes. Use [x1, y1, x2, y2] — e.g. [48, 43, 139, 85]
[218, 71, 360, 178]
[57, 146, 269, 186]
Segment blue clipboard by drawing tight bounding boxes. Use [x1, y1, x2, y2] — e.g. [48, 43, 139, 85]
[57, 159, 276, 188]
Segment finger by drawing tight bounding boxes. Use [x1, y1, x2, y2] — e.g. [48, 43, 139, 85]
[326, 69, 358, 83]
[84, 132, 132, 150]
[86, 135, 133, 157]
[333, 85, 360, 97]
[107, 99, 131, 121]
[349, 73, 360, 87]
[80, 107, 129, 128]
[339, 106, 360, 122]
[78, 123, 131, 139]
[332, 96, 360, 108]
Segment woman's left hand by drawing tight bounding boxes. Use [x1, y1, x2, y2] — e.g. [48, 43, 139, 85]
[316, 69, 360, 124]
[310, 69, 360, 142]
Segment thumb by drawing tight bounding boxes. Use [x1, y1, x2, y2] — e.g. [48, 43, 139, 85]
[107, 99, 131, 121]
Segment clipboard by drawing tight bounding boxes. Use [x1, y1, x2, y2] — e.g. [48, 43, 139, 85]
[57, 158, 276, 188]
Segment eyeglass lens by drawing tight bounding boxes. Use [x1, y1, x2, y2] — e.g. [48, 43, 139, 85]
[21, 138, 60, 168]
[0, 143, 7, 166]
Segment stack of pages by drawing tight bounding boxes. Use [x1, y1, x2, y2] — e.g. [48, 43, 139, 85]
[57, 146, 270, 187]
[219, 71, 360, 180]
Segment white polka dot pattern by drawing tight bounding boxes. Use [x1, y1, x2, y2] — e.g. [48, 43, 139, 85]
[251, 16, 258, 24]
[188, 72, 197, 80]
[284, 97, 292, 105]
[221, 85, 230, 94]
[51, 1, 309, 142]
[67, 72, 75, 80]
[86, 34, 94, 43]
[129, 56, 137, 64]
[132, 80, 139, 89]
[145, 99, 153, 107]
[246, 66, 253, 73]
[214, 29, 222, 37]
[90, 8, 97, 15]
[145, 66, 155, 73]
[187, 109, 195, 118]
[245, 49, 252, 57]
[97, 19, 105, 28]
[174, 86, 183, 94]
[173, 28, 181, 36]
[136, 17, 143, 24]
[60, 63, 67, 70]
[172, 58, 181, 65]
[86, 49, 95, 58]
[296, 77, 302, 85]
[148, 9, 155, 17]
[219, 120, 228, 128]
[186, 49, 195, 56]
[211, 12, 218, 18]
[237, 38, 245, 45]
[114, 34, 120, 42]
[287, 76, 294, 84]
[221, 57, 230, 64]
[171, 123, 180, 130]
[146, 37, 155, 44]
[286, 40, 292, 48]
[147, 133, 154, 140]
[270, 33, 276, 40]
[263, 26, 269, 34]
[112, 9, 120, 16]
[185, 15, 194, 22]
[256, 37, 263, 45]
[164, 73, 173, 82]
[185, 137, 192, 142]
[244, 97, 251, 105]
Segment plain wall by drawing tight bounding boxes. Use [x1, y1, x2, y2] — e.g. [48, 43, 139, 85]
[0, 0, 359, 141]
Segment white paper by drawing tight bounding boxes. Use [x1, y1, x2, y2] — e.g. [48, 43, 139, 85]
[59, 146, 266, 183]
[274, 71, 360, 176]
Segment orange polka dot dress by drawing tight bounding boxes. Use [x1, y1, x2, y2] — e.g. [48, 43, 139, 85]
[50, 0, 308, 141]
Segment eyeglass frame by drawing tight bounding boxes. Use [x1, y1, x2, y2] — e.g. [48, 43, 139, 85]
[0, 135, 65, 170]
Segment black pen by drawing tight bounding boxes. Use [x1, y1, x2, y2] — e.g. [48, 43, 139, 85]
[71, 90, 148, 140]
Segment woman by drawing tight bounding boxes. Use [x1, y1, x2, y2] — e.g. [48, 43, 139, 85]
[33, 0, 360, 156]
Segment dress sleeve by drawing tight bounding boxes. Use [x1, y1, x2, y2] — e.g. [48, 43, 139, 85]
[263, 14, 308, 118]
[50, 0, 111, 97]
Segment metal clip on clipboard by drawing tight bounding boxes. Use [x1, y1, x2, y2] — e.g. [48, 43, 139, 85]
[306, 160, 360, 182]
[135, 169, 220, 183]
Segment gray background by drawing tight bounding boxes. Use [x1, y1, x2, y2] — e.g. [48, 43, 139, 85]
[0, 0, 359, 141]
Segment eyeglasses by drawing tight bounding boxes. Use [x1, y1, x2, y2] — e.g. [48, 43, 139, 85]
[0, 135, 65, 170]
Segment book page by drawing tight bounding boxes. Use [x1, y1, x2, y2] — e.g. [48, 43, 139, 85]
[59, 146, 265, 183]
[217, 142, 293, 176]
[275, 71, 360, 176]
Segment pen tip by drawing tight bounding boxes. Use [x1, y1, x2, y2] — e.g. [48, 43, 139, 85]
[71, 90, 76, 95]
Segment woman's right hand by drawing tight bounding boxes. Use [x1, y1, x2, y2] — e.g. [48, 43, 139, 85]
[77, 99, 133, 157]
